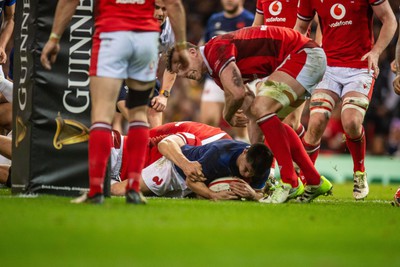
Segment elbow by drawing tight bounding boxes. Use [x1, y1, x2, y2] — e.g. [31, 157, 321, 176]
[157, 139, 171, 155]
[232, 90, 246, 103]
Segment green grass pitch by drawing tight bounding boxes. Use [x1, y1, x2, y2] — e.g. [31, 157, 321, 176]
[1, 183, 399, 267]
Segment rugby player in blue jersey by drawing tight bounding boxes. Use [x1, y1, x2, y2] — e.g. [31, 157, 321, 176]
[138, 134, 273, 200]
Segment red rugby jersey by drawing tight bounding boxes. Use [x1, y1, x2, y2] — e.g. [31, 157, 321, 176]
[298, 0, 382, 68]
[203, 26, 311, 87]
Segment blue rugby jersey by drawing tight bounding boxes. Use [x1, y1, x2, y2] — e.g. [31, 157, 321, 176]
[203, 9, 254, 43]
[175, 139, 269, 189]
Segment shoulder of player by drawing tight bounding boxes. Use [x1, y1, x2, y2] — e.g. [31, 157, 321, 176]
[208, 12, 225, 23]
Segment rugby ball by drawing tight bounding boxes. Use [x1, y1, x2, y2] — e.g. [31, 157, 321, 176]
[208, 177, 243, 192]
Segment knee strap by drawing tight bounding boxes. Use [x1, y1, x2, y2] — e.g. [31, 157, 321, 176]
[342, 97, 369, 117]
[258, 80, 297, 108]
[309, 92, 335, 118]
[125, 87, 154, 109]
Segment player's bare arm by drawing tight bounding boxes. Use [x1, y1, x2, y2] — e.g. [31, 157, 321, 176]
[0, 4, 15, 64]
[361, 1, 397, 78]
[293, 18, 311, 36]
[164, 0, 189, 70]
[393, 19, 400, 95]
[158, 135, 205, 182]
[221, 62, 248, 126]
[40, 0, 80, 70]
[252, 12, 264, 26]
[151, 70, 176, 112]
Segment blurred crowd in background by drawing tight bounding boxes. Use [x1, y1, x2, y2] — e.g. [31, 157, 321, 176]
[126, 0, 400, 157]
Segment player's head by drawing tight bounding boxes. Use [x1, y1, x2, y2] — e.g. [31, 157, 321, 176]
[221, 0, 244, 15]
[154, 0, 168, 25]
[166, 43, 205, 81]
[237, 143, 273, 181]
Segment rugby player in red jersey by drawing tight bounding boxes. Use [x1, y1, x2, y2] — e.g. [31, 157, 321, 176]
[40, 0, 189, 204]
[294, 0, 397, 200]
[167, 26, 332, 203]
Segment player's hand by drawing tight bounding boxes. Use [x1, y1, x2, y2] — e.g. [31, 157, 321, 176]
[0, 47, 7, 64]
[229, 179, 258, 200]
[151, 95, 168, 112]
[177, 49, 190, 71]
[229, 109, 249, 127]
[393, 74, 400, 95]
[361, 50, 379, 79]
[183, 161, 206, 182]
[40, 40, 60, 70]
[210, 190, 239, 201]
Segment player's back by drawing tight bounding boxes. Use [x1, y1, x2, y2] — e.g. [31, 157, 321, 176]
[204, 26, 311, 83]
[177, 140, 247, 184]
[149, 121, 231, 142]
[95, 0, 159, 33]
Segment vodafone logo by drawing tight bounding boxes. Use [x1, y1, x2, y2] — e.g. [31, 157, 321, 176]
[268, 1, 282, 16]
[330, 4, 346, 20]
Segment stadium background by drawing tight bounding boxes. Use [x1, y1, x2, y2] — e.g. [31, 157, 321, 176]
[8, 0, 400, 195]
[159, 0, 400, 158]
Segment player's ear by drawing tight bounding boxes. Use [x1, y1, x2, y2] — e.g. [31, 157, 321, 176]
[188, 47, 197, 56]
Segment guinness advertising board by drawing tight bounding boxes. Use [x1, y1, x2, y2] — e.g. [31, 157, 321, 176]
[12, 0, 100, 196]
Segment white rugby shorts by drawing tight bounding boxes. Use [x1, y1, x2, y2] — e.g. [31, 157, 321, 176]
[142, 157, 192, 198]
[316, 66, 374, 98]
[90, 31, 159, 81]
[277, 47, 327, 95]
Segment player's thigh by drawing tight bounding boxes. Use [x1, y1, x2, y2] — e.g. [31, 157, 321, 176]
[127, 31, 159, 83]
[90, 76, 123, 123]
[341, 67, 374, 99]
[278, 47, 326, 95]
[90, 31, 134, 79]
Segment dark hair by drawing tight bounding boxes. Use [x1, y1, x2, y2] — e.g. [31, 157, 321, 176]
[246, 143, 273, 180]
[165, 42, 198, 73]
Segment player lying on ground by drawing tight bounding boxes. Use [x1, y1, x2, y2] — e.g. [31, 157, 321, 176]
[110, 121, 233, 191]
[111, 134, 273, 201]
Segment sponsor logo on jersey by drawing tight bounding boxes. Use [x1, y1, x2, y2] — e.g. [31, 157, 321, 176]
[268, 1, 282, 16]
[329, 3, 352, 28]
[266, 1, 286, 23]
[330, 4, 346, 20]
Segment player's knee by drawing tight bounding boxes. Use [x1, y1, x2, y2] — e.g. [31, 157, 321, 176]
[341, 111, 364, 136]
[341, 97, 368, 136]
[258, 80, 298, 109]
[125, 87, 154, 109]
[309, 92, 335, 120]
